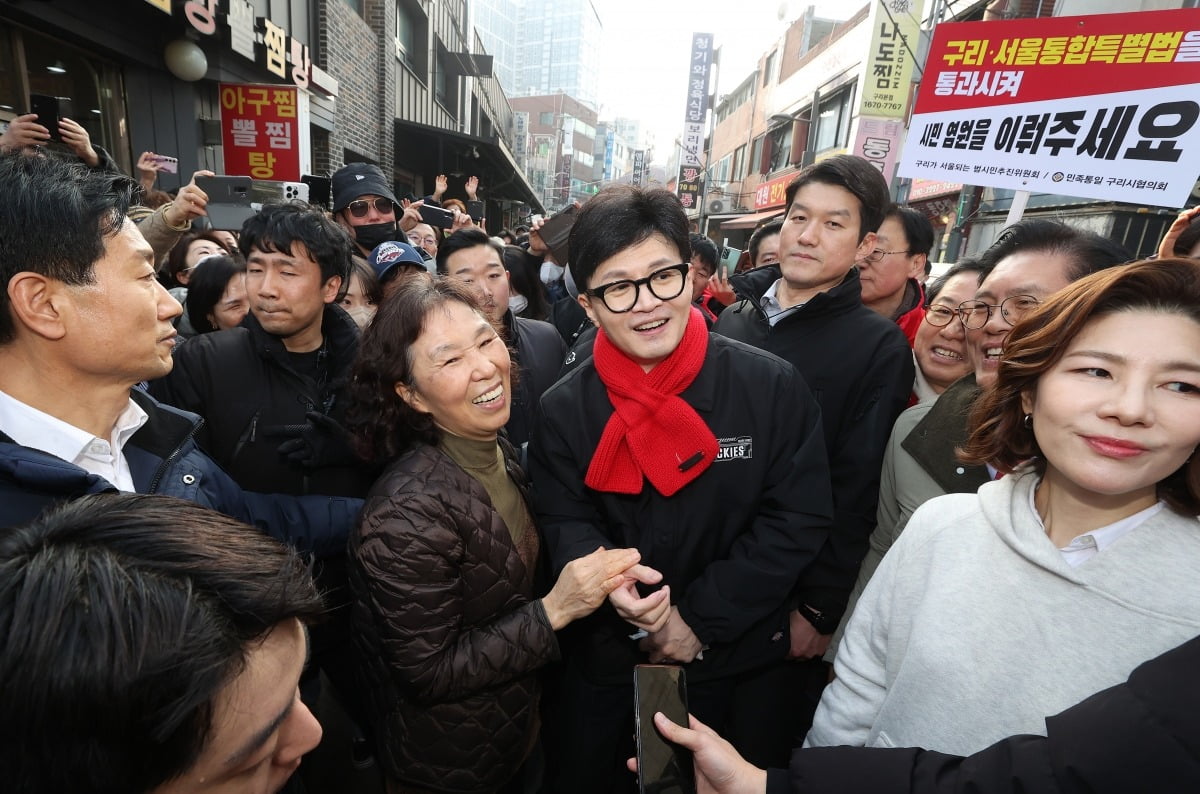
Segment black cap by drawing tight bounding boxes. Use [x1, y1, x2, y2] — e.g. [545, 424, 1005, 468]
[331, 162, 398, 213]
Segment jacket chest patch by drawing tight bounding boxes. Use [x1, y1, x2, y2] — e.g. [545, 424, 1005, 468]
[715, 436, 753, 462]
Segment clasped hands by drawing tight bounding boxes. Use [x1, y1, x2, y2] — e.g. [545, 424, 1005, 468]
[609, 567, 704, 664]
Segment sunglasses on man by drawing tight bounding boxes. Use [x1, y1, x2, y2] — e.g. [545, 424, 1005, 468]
[346, 197, 396, 218]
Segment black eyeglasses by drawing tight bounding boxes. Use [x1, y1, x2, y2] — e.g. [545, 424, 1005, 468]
[862, 248, 909, 263]
[346, 197, 395, 218]
[923, 305, 964, 328]
[586, 263, 689, 313]
[958, 294, 1041, 330]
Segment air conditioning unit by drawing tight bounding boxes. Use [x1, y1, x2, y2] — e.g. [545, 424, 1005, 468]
[709, 199, 725, 213]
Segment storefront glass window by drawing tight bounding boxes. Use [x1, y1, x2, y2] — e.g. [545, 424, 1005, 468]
[0, 25, 127, 172]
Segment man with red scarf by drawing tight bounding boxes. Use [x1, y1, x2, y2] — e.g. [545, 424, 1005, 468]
[529, 186, 833, 792]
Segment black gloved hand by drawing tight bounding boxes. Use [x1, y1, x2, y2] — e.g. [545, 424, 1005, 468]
[271, 411, 359, 469]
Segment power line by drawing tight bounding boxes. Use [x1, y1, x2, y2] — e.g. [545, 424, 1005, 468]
[877, 0, 925, 79]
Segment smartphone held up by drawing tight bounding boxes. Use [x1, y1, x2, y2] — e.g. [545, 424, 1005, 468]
[634, 665, 695, 794]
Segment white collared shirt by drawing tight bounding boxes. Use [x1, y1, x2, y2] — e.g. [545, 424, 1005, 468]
[0, 388, 148, 492]
[760, 278, 804, 327]
[1026, 485, 1165, 567]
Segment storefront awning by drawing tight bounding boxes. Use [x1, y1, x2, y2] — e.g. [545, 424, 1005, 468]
[721, 208, 786, 230]
[394, 119, 544, 213]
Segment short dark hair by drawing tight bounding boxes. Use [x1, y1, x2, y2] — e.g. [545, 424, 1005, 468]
[977, 218, 1131, 283]
[185, 254, 246, 334]
[688, 233, 719, 270]
[884, 205, 935, 259]
[238, 201, 354, 288]
[568, 186, 690, 291]
[167, 230, 229, 287]
[784, 155, 890, 243]
[0, 493, 323, 793]
[346, 277, 492, 462]
[747, 219, 783, 269]
[0, 152, 137, 345]
[962, 257, 1200, 515]
[435, 226, 500, 275]
[925, 257, 986, 305]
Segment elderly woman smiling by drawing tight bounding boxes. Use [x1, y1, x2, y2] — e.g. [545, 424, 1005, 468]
[344, 278, 653, 794]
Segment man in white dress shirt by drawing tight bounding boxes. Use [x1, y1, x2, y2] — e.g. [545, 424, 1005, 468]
[0, 150, 357, 549]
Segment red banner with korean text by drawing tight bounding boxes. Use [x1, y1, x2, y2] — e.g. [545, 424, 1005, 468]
[219, 83, 301, 181]
[898, 9, 1200, 208]
[753, 172, 797, 211]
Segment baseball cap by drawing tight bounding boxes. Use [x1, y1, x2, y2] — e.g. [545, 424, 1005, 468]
[368, 240, 429, 283]
[331, 162, 398, 213]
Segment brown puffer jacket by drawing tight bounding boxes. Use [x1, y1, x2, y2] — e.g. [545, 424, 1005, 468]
[348, 441, 559, 793]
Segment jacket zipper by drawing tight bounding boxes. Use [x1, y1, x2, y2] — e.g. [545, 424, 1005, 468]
[148, 416, 204, 493]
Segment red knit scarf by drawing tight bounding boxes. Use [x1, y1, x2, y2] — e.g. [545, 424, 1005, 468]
[585, 307, 718, 496]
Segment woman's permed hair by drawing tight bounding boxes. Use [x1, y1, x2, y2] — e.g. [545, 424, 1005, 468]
[345, 277, 494, 462]
[961, 256, 1200, 515]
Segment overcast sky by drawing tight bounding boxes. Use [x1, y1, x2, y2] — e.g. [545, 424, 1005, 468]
[594, 0, 856, 161]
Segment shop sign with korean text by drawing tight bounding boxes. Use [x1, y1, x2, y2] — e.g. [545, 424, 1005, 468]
[898, 9, 1200, 207]
[220, 83, 301, 180]
[859, 0, 926, 119]
[677, 33, 714, 210]
[753, 172, 797, 210]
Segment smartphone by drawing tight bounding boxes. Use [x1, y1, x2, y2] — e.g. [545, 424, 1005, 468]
[194, 175, 256, 231]
[466, 199, 485, 223]
[29, 94, 73, 141]
[149, 154, 179, 174]
[537, 204, 579, 265]
[419, 203, 456, 228]
[634, 665, 694, 794]
[717, 245, 741, 281]
[248, 179, 310, 205]
[302, 174, 331, 209]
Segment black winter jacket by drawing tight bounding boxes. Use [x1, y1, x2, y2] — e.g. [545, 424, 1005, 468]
[714, 267, 913, 630]
[773, 632, 1200, 794]
[504, 310, 567, 451]
[148, 303, 369, 498]
[529, 333, 832, 685]
[0, 389, 357, 555]
[349, 442, 558, 793]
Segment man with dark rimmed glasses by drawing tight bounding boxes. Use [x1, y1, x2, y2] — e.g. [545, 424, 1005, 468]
[528, 185, 833, 790]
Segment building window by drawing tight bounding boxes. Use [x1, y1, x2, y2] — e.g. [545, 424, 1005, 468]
[2, 27, 128, 173]
[395, 1, 428, 80]
[434, 46, 458, 116]
[762, 50, 777, 86]
[813, 87, 853, 153]
[539, 111, 554, 126]
[731, 144, 747, 181]
[749, 134, 765, 175]
[767, 122, 792, 173]
[342, 0, 364, 15]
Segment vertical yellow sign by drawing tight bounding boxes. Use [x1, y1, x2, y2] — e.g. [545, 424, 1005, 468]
[859, 0, 927, 118]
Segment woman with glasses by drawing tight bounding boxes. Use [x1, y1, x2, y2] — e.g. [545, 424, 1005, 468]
[809, 256, 1200, 758]
[344, 277, 652, 794]
[828, 221, 1131, 661]
[910, 259, 983, 404]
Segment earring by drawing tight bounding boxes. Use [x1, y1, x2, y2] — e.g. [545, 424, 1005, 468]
[1023, 413, 1033, 429]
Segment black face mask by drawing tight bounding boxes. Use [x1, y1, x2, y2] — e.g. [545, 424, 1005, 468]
[353, 221, 399, 252]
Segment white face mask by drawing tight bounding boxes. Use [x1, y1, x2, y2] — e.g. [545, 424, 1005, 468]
[540, 261, 565, 284]
[508, 294, 529, 314]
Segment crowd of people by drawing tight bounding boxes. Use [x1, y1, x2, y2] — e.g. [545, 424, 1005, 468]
[1, 117, 1200, 794]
